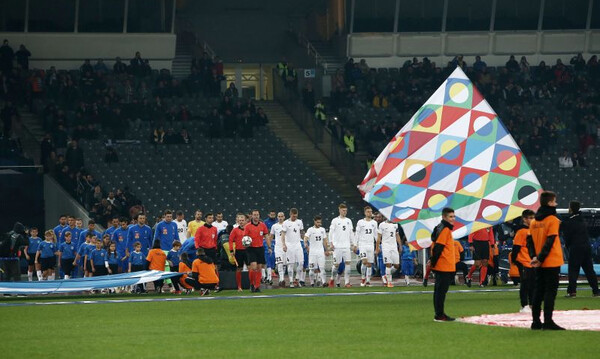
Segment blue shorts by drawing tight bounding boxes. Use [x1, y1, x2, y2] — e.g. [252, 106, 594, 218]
[402, 260, 414, 276]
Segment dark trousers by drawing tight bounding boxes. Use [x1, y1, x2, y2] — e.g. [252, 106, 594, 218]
[0, 259, 20, 281]
[170, 266, 181, 291]
[518, 265, 535, 307]
[433, 271, 453, 317]
[532, 267, 560, 323]
[153, 279, 164, 290]
[184, 277, 217, 290]
[567, 247, 599, 295]
[456, 262, 469, 279]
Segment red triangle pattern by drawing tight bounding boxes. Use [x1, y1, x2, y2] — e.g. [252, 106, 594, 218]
[406, 131, 438, 157]
[471, 86, 485, 108]
[455, 167, 488, 192]
[490, 151, 522, 178]
[439, 106, 470, 133]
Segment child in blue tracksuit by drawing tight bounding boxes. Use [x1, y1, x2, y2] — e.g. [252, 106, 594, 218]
[36, 230, 58, 280]
[75, 233, 94, 277]
[58, 233, 77, 279]
[167, 241, 182, 293]
[106, 242, 120, 274]
[26, 227, 42, 281]
[401, 241, 417, 285]
[129, 242, 146, 293]
[90, 241, 108, 276]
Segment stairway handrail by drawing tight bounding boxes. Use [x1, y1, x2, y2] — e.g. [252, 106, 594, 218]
[287, 26, 328, 71]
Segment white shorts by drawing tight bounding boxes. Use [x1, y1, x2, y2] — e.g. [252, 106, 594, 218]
[333, 248, 351, 265]
[275, 246, 287, 265]
[358, 246, 375, 263]
[286, 245, 304, 265]
[308, 252, 326, 271]
[382, 248, 400, 265]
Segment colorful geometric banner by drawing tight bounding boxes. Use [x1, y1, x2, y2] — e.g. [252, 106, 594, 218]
[359, 67, 542, 249]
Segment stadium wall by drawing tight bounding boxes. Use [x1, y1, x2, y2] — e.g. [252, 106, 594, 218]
[347, 30, 600, 67]
[0, 33, 176, 71]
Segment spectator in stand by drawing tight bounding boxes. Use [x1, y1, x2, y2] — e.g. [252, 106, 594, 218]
[344, 130, 355, 153]
[506, 55, 519, 72]
[473, 56, 487, 73]
[570, 53, 586, 73]
[53, 123, 69, 156]
[0, 39, 14, 73]
[256, 107, 268, 126]
[94, 59, 108, 74]
[224, 83, 238, 98]
[302, 81, 315, 109]
[15, 44, 31, 70]
[113, 57, 127, 74]
[284, 64, 298, 88]
[558, 150, 573, 169]
[520, 56, 531, 82]
[130, 51, 144, 77]
[80, 59, 93, 74]
[572, 152, 587, 168]
[152, 125, 165, 153]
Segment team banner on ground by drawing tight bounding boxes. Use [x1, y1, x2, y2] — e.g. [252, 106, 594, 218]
[358, 67, 542, 249]
[0, 271, 180, 295]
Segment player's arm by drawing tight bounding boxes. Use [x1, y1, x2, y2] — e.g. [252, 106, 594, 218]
[267, 229, 273, 249]
[375, 233, 382, 254]
[303, 233, 309, 253]
[24, 245, 29, 260]
[536, 235, 558, 265]
[328, 221, 335, 250]
[280, 229, 287, 251]
[429, 239, 446, 268]
[323, 233, 330, 255]
[396, 233, 402, 253]
[35, 249, 40, 264]
[90, 255, 95, 271]
[57, 249, 62, 267]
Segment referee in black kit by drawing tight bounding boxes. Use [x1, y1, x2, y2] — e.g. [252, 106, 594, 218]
[561, 201, 599, 298]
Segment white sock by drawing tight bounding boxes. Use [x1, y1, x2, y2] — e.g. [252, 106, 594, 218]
[36, 270, 43, 280]
[277, 264, 285, 282]
[309, 270, 315, 284]
[267, 268, 272, 281]
[320, 271, 326, 284]
[331, 265, 337, 280]
[366, 266, 372, 282]
[344, 265, 351, 284]
[27, 271, 33, 281]
[361, 264, 366, 279]
[299, 266, 306, 282]
[261, 268, 266, 279]
[64, 275, 70, 280]
[386, 267, 392, 283]
[288, 264, 294, 283]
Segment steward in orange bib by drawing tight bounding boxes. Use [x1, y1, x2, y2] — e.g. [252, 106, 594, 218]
[527, 191, 565, 331]
[429, 207, 456, 322]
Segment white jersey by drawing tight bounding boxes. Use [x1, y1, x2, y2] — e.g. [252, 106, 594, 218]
[356, 219, 378, 248]
[305, 226, 327, 254]
[213, 220, 228, 234]
[378, 222, 399, 252]
[282, 219, 304, 247]
[175, 219, 187, 242]
[270, 222, 284, 248]
[329, 217, 354, 249]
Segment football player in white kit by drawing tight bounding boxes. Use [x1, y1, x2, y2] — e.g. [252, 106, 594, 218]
[355, 206, 378, 287]
[280, 208, 305, 288]
[174, 210, 188, 243]
[267, 212, 286, 287]
[329, 203, 354, 288]
[376, 218, 402, 288]
[304, 215, 329, 287]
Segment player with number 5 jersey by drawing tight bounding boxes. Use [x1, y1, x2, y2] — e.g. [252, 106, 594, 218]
[355, 206, 378, 287]
[329, 203, 354, 288]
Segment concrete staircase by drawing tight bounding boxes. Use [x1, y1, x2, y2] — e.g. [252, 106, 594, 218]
[19, 110, 44, 165]
[172, 35, 193, 79]
[259, 101, 363, 209]
[310, 40, 346, 75]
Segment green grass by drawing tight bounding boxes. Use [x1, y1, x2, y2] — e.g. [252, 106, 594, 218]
[1, 287, 599, 358]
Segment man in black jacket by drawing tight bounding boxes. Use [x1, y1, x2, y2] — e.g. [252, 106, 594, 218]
[561, 201, 599, 298]
[0, 222, 28, 281]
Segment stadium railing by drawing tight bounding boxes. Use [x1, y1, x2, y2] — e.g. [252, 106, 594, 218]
[272, 69, 365, 186]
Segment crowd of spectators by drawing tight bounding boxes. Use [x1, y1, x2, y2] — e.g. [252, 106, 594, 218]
[323, 53, 600, 163]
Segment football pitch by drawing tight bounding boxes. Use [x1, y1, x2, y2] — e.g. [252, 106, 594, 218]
[1, 286, 598, 359]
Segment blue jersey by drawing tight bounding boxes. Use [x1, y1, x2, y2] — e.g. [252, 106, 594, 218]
[112, 227, 130, 255]
[38, 241, 57, 258]
[127, 224, 152, 253]
[167, 249, 181, 267]
[154, 221, 178, 250]
[78, 242, 94, 259]
[27, 237, 42, 254]
[53, 224, 66, 241]
[106, 252, 120, 265]
[60, 226, 81, 246]
[129, 251, 145, 266]
[78, 229, 102, 249]
[401, 245, 416, 261]
[90, 248, 107, 265]
[59, 242, 77, 260]
[103, 226, 118, 239]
